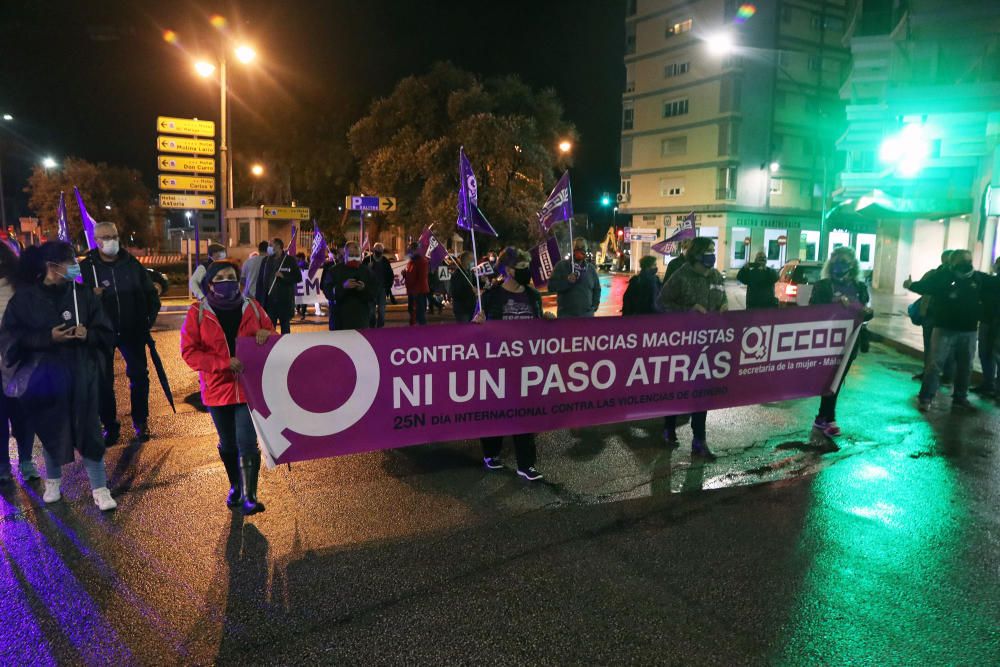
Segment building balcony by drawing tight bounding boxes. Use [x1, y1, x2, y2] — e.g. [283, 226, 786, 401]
[716, 187, 737, 201]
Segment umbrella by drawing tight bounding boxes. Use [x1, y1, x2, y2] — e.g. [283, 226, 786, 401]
[146, 333, 176, 413]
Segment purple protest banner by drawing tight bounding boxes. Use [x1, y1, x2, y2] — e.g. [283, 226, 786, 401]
[537, 171, 574, 235]
[73, 186, 97, 250]
[237, 305, 862, 466]
[530, 236, 561, 288]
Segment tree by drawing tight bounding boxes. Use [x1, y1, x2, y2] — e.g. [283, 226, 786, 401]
[24, 158, 152, 247]
[349, 62, 577, 249]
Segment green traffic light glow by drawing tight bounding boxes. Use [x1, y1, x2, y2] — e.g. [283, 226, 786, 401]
[879, 123, 930, 178]
[601, 196, 611, 206]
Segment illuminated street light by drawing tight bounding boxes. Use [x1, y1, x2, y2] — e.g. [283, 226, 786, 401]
[558, 140, 572, 154]
[2, 114, 12, 121]
[706, 32, 734, 56]
[769, 161, 780, 173]
[41, 156, 57, 169]
[194, 60, 217, 78]
[235, 45, 256, 64]
[879, 123, 930, 178]
[251, 163, 264, 177]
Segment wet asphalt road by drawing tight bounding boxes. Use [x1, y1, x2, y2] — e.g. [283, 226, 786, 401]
[1, 274, 998, 665]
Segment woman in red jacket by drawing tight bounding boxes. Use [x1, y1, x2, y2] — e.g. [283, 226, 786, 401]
[180, 261, 275, 515]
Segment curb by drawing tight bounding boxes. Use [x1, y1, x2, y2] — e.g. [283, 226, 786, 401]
[867, 329, 983, 383]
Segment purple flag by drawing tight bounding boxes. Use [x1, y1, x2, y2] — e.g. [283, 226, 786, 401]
[651, 211, 696, 256]
[537, 171, 574, 234]
[57, 191, 70, 243]
[288, 225, 298, 256]
[457, 147, 498, 237]
[529, 236, 561, 288]
[237, 304, 863, 464]
[73, 187, 97, 250]
[307, 221, 327, 279]
[418, 227, 449, 271]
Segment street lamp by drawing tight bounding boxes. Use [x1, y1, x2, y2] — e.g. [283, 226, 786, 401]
[2, 114, 11, 122]
[706, 32, 735, 56]
[879, 123, 929, 178]
[558, 140, 572, 154]
[235, 45, 256, 64]
[194, 61, 216, 78]
[769, 161, 780, 173]
[251, 163, 264, 177]
[41, 156, 57, 169]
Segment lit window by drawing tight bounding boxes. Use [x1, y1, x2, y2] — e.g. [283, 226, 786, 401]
[666, 18, 692, 38]
[663, 98, 689, 118]
[769, 178, 783, 195]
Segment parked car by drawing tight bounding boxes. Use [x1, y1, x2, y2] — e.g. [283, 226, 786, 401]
[775, 260, 823, 306]
[146, 267, 170, 296]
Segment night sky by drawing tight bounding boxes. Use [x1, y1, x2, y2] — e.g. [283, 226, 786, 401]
[0, 0, 625, 222]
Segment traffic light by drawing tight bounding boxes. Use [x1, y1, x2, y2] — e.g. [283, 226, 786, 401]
[601, 194, 611, 207]
[617, 229, 624, 237]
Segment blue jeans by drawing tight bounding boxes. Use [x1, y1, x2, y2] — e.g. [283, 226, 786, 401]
[207, 404, 259, 457]
[919, 329, 976, 402]
[0, 394, 34, 476]
[43, 449, 107, 490]
[371, 290, 388, 328]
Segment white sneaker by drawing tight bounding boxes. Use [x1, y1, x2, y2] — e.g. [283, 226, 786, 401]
[43, 478, 62, 503]
[92, 487, 117, 511]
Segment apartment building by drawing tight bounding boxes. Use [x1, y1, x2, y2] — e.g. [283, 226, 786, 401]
[621, 0, 853, 273]
[834, 0, 1000, 293]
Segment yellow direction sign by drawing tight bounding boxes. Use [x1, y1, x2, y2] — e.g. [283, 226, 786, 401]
[159, 193, 216, 210]
[157, 135, 215, 155]
[158, 174, 216, 192]
[158, 155, 216, 174]
[261, 206, 310, 220]
[380, 197, 397, 212]
[156, 116, 215, 137]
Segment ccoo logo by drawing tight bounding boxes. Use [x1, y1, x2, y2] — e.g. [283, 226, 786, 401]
[250, 331, 380, 458]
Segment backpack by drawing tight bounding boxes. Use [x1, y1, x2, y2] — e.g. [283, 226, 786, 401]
[621, 275, 643, 316]
[907, 297, 925, 326]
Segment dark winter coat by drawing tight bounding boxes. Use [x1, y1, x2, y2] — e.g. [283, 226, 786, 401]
[362, 255, 396, 295]
[548, 259, 601, 317]
[1, 281, 113, 465]
[737, 263, 779, 309]
[450, 267, 478, 317]
[257, 253, 302, 317]
[479, 284, 543, 321]
[321, 263, 377, 330]
[622, 269, 660, 315]
[908, 269, 986, 333]
[80, 248, 160, 340]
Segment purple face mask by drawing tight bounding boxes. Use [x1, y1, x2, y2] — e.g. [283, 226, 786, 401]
[207, 280, 242, 309]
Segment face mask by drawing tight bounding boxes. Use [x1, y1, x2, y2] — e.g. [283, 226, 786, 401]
[213, 251, 227, 261]
[954, 261, 974, 275]
[101, 239, 120, 256]
[210, 280, 240, 300]
[63, 263, 82, 281]
[700, 253, 716, 269]
[830, 260, 851, 279]
[513, 267, 532, 286]
[573, 250, 585, 262]
[266, 246, 275, 256]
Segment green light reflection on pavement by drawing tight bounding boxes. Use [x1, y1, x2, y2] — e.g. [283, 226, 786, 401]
[773, 419, 983, 665]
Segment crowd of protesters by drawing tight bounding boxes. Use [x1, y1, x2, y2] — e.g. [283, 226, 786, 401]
[3, 225, 996, 514]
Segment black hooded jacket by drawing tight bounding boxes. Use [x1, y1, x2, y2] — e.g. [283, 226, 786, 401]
[80, 248, 160, 340]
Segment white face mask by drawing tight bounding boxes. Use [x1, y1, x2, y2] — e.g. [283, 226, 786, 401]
[347, 255, 361, 263]
[101, 239, 120, 256]
[267, 246, 275, 256]
[213, 251, 227, 260]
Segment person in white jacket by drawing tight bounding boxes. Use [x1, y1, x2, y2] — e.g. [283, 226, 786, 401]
[188, 243, 228, 300]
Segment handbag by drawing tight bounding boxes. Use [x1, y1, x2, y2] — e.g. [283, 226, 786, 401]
[907, 298, 925, 326]
[0, 333, 39, 398]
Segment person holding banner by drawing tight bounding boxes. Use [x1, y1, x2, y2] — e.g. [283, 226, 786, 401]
[180, 261, 275, 515]
[809, 247, 874, 439]
[403, 242, 430, 326]
[321, 241, 376, 331]
[548, 237, 601, 318]
[658, 237, 727, 460]
[450, 251, 478, 322]
[362, 243, 396, 328]
[737, 251, 779, 309]
[81, 222, 160, 445]
[472, 248, 552, 481]
[4, 242, 117, 510]
[257, 238, 301, 335]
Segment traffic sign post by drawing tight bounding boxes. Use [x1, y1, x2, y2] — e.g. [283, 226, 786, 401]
[158, 174, 216, 192]
[158, 156, 216, 174]
[345, 195, 397, 212]
[156, 116, 215, 137]
[159, 194, 216, 210]
[261, 206, 310, 220]
[157, 135, 216, 155]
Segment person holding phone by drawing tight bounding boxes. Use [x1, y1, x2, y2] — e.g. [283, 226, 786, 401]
[2, 241, 117, 510]
[321, 241, 376, 331]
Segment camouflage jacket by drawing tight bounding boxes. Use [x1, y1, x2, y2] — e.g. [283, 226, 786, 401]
[657, 262, 728, 313]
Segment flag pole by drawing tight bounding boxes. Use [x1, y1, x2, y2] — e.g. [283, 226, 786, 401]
[469, 227, 482, 313]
